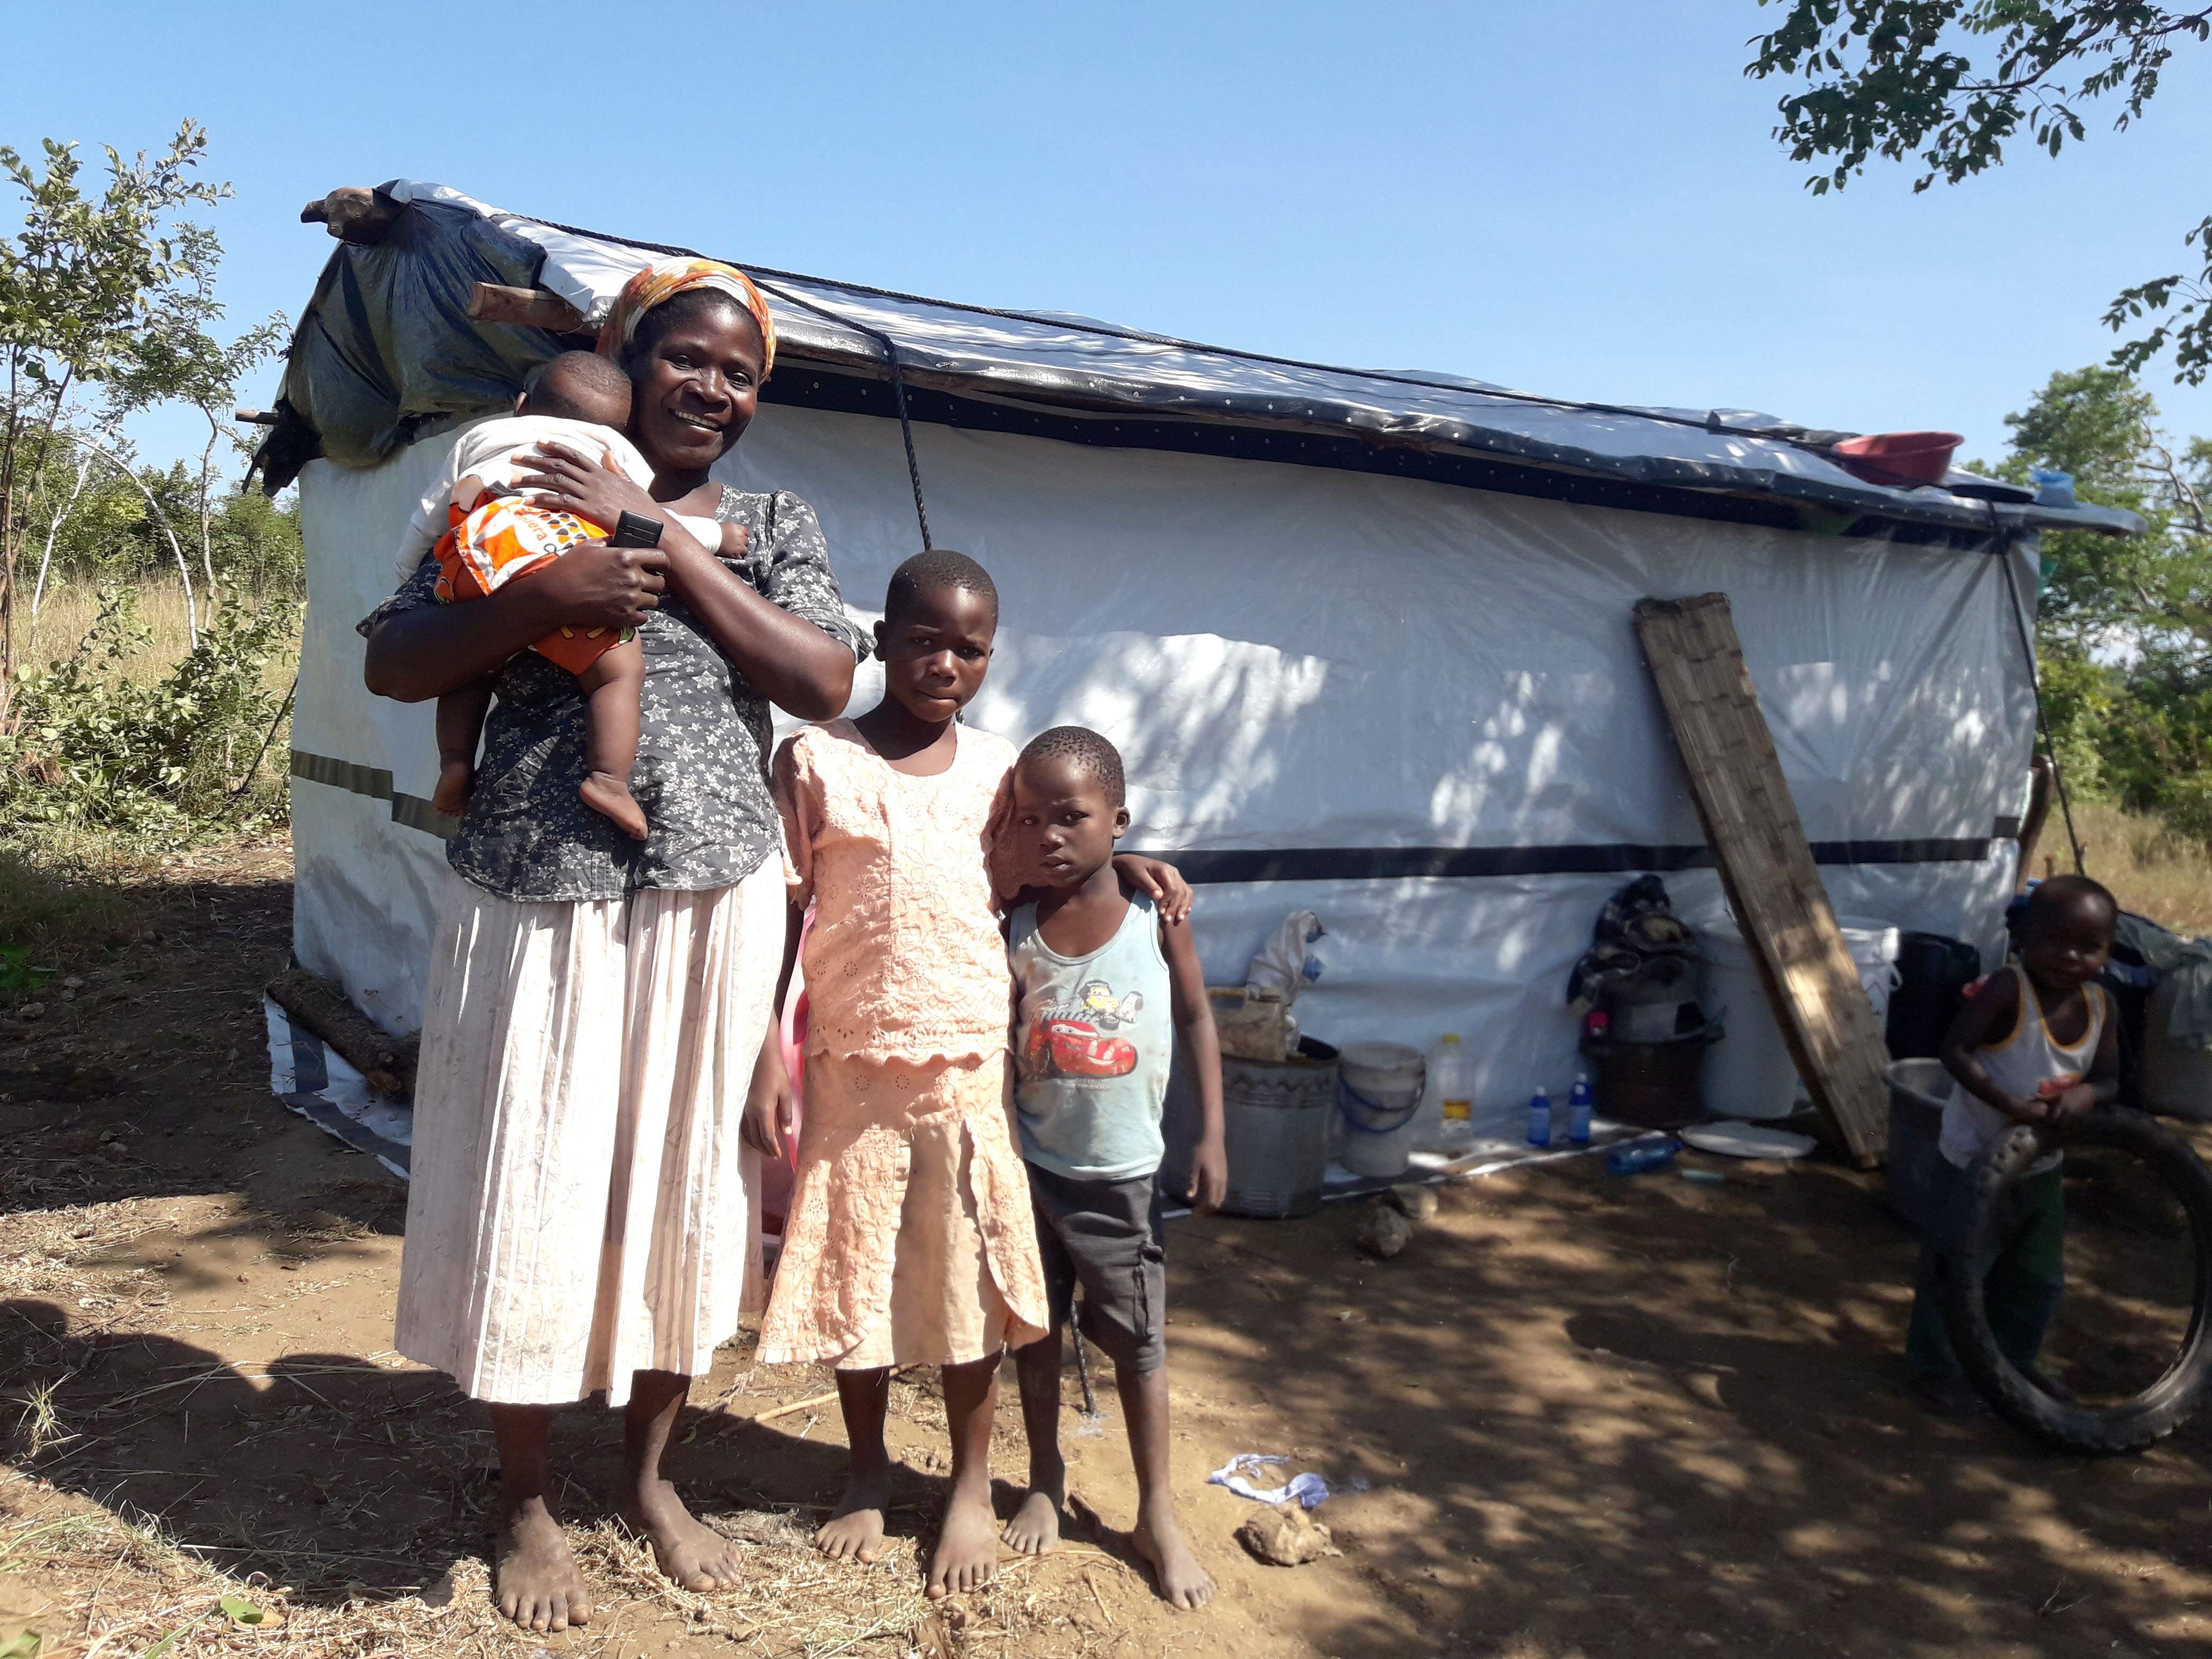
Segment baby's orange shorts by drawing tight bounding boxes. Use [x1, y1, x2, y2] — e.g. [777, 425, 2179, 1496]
[432, 490, 634, 675]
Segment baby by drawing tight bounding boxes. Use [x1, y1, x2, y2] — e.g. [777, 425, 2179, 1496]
[392, 351, 741, 840]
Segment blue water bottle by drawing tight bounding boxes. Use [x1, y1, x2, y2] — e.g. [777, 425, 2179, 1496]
[1527, 1087, 1552, 1147]
[1606, 1134, 1680, 1176]
[1567, 1073, 1593, 1146]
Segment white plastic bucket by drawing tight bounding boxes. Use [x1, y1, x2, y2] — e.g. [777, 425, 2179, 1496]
[1337, 1041, 1426, 1179]
[1836, 914, 1904, 1027]
[1697, 915, 1900, 1120]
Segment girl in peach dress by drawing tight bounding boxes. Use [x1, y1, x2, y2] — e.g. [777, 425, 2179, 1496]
[748, 549, 1185, 1600]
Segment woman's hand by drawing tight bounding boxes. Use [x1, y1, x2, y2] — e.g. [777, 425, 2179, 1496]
[513, 442, 664, 537]
[1112, 853, 1193, 925]
[743, 1028, 796, 1160]
[527, 539, 671, 631]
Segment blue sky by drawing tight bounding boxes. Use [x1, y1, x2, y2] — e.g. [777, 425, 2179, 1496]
[10, 1, 2208, 476]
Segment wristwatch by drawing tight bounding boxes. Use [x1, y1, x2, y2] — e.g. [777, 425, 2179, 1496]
[609, 510, 664, 549]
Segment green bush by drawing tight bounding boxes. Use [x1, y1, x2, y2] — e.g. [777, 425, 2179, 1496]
[0, 585, 295, 844]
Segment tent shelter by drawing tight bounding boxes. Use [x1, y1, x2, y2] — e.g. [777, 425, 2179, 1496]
[263, 181, 2142, 1125]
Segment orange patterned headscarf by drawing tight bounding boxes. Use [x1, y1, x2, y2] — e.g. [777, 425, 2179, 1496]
[596, 257, 776, 378]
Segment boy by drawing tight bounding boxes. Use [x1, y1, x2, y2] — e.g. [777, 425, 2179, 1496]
[998, 726, 1227, 1610]
[1906, 873, 2120, 1415]
[394, 350, 739, 839]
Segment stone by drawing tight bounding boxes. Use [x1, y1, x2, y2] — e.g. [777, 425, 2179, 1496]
[1235, 1500, 1340, 1566]
[1353, 1199, 1413, 1259]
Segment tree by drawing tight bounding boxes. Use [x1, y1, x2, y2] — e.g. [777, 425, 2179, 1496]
[1746, 3, 2212, 384]
[0, 121, 248, 718]
[1987, 366, 2212, 812]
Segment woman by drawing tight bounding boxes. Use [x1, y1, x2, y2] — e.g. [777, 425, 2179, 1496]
[362, 259, 862, 1633]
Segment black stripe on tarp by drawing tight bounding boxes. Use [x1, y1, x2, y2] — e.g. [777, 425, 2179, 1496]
[293, 748, 2001, 878]
[292, 751, 458, 841]
[390, 793, 459, 842]
[291, 750, 392, 801]
[1142, 838, 1999, 884]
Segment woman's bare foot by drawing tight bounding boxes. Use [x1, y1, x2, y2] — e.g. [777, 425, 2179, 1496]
[1000, 1476, 1064, 1555]
[495, 1494, 593, 1631]
[432, 758, 474, 817]
[616, 1477, 742, 1591]
[579, 769, 648, 840]
[814, 1468, 890, 1563]
[926, 1490, 1000, 1598]
[1132, 1508, 1215, 1611]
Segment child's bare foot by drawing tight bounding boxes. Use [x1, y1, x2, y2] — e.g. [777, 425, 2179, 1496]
[432, 758, 474, 818]
[926, 1489, 1000, 1598]
[814, 1468, 890, 1563]
[1001, 1470, 1064, 1555]
[579, 769, 648, 840]
[495, 1496, 593, 1632]
[1132, 1506, 1216, 1610]
[616, 1477, 742, 1591]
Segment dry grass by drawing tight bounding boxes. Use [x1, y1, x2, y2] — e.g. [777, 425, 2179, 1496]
[2049, 801, 2212, 937]
[19, 577, 297, 696]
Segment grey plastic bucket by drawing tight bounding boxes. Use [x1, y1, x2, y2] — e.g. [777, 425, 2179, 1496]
[1220, 1050, 1337, 1217]
[1886, 1057, 1950, 1231]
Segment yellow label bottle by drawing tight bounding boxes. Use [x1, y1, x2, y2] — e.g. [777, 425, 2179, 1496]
[1438, 1033, 1473, 1122]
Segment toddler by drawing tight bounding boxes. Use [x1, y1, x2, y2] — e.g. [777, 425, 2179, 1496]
[393, 350, 741, 839]
[998, 726, 1224, 1609]
[1906, 873, 2119, 1415]
[750, 550, 1186, 1599]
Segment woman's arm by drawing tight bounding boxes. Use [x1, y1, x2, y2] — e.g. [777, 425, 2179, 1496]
[364, 542, 668, 702]
[514, 446, 855, 720]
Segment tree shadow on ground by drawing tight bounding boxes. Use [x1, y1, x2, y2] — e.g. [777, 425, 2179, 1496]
[1168, 1151, 2212, 1658]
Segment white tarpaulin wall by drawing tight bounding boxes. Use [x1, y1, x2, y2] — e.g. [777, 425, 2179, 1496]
[293, 398, 2031, 1112]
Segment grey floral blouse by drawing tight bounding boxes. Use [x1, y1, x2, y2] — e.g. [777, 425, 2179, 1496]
[357, 487, 868, 904]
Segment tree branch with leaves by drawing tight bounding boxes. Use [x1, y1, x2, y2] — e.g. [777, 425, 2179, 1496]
[1746, 2, 2212, 383]
[0, 119, 270, 721]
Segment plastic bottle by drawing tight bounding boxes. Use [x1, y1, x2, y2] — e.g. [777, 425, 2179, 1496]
[1567, 1073, 1593, 1146]
[1436, 1034, 1473, 1134]
[1526, 1086, 1552, 1147]
[1605, 1135, 1680, 1176]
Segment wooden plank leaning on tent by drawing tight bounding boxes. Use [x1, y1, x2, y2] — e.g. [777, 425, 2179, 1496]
[1633, 593, 1889, 1168]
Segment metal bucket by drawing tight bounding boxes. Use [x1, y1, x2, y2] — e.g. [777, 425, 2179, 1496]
[1887, 1057, 1949, 1230]
[1220, 1048, 1337, 1218]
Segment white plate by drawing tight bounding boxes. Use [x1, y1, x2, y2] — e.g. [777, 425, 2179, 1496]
[1681, 1122, 1818, 1160]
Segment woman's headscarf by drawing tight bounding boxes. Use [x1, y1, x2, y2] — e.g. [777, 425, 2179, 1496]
[596, 257, 776, 378]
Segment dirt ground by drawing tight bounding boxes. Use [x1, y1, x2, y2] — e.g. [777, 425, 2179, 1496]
[4, 835, 2212, 1659]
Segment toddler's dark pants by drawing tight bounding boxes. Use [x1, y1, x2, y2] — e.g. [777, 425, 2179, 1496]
[1905, 1155, 2065, 1378]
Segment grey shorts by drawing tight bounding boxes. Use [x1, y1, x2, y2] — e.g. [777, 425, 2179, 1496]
[1026, 1164, 1168, 1374]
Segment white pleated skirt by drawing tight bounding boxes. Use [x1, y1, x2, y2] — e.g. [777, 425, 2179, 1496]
[394, 861, 782, 1406]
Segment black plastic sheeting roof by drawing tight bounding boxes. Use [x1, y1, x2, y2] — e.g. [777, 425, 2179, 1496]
[258, 181, 2142, 547]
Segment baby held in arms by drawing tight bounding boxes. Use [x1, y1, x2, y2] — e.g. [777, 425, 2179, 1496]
[391, 351, 744, 839]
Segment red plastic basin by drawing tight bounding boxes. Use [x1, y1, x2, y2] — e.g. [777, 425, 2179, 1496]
[1830, 430, 1962, 487]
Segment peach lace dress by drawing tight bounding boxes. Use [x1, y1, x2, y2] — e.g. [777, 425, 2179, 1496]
[760, 719, 1048, 1369]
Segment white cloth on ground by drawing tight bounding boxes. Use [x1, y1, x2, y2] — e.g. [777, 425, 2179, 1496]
[392, 414, 722, 580]
[394, 860, 781, 1405]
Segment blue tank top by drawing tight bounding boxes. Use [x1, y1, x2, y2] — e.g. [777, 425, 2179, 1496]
[1007, 891, 1173, 1182]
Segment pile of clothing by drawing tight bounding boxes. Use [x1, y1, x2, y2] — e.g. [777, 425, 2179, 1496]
[1566, 874, 1712, 1042]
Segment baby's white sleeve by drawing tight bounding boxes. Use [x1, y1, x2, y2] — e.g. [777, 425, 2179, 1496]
[391, 445, 462, 582]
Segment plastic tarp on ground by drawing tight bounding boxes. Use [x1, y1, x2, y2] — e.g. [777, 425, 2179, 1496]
[293, 396, 2030, 1110]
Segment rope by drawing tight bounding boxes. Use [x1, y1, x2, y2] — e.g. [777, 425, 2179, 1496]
[1991, 511, 2086, 874]
[744, 277, 932, 551]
